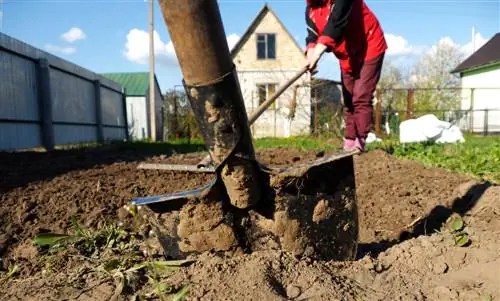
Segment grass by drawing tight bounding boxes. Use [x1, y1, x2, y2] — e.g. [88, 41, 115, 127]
[366, 133, 500, 183]
[27, 212, 192, 300]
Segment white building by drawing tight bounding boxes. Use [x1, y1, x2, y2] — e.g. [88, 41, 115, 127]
[103, 72, 164, 140]
[230, 4, 312, 138]
[451, 32, 500, 134]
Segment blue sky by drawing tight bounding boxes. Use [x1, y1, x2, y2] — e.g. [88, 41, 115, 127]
[1, 0, 499, 92]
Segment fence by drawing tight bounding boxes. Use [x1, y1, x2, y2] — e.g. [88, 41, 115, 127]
[374, 87, 500, 136]
[0, 33, 128, 151]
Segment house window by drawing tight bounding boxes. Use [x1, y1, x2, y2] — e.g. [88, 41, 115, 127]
[256, 83, 278, 109]
[256, 33, 276, 59]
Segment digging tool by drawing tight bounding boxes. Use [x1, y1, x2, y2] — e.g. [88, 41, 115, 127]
[131, 0, 359, 261]
[138, 66, 310, 173]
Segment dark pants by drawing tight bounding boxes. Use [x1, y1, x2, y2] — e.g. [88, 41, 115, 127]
[341, 53, 385, 140]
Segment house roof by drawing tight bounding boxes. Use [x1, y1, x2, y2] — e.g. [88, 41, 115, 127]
[451, 33, 500, 74]
[102, 72, 159, 96]
[230, 3, 304, 58]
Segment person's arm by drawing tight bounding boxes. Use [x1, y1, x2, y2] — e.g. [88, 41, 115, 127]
[317, 0, 356, 46]
[305, 5, 319, 53]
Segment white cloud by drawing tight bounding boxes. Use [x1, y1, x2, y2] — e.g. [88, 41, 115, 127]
[61, 27, 86, 43]
[226, 33, 240, 51]
[123, 28, 177, 67]
[425, 32, 489, 58]
[124, 29, 241, 67]
[460, 32, 488, 57]
[385, 33, 425, 56]
[44, 44, 77, 54]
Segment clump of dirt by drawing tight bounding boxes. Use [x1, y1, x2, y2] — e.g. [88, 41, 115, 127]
[0, 145, 499, 301]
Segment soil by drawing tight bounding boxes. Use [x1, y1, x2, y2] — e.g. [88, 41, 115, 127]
[0, 145, 499, 300]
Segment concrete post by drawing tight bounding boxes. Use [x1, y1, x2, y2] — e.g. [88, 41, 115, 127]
[94, 79, 104, 143]
[36, 58, 55, 151]
[122, 88, 130, 141]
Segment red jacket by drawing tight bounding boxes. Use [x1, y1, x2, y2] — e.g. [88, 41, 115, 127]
[305, 0, 387, 74]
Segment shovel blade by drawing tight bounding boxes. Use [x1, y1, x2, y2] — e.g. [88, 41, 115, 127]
[131, 176, 218, 213]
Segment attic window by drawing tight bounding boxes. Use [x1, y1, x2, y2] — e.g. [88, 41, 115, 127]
[256, 33, 276, 59]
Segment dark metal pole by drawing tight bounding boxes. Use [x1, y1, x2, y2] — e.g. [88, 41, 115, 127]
[158, 0, 261, 209]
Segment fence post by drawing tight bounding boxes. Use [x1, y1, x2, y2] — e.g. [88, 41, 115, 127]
[314, 88, 318, 136]
[470, 88, 475, 132]
[94, 80, 104, 143]
[36, 58, 55, 151]
[122, 87, 129, 141]
[483, 109, 489, 136]
[374, 89, 382, 136]
[405, 88, 414, 120]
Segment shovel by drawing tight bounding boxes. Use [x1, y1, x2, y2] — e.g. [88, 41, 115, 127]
[137, 65, 309, 173]
[130, 0, 359, 261]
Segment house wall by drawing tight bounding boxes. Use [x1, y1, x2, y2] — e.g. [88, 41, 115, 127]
[237, 70, 311, 138]
[154, 82, 164, 141]
[0, 32, 128, 151]
[142, 82, 164, 141]
[459, 65, 500, 133]
[126, 96, 148, 140]
[232, 9, 311, 138]
[233, 10, 305, 71]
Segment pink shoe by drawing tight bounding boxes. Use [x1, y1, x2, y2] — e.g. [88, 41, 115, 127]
[355, 137, 366, 152]
[343, 138, 356, 151]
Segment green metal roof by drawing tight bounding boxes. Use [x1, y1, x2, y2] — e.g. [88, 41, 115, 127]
[102, 72, 150, 96]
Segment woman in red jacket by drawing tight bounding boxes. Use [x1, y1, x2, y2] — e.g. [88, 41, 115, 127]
[304, 0, 387, 152]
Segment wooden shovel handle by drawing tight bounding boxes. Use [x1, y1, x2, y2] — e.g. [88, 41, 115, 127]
[247, 66, 308, 125]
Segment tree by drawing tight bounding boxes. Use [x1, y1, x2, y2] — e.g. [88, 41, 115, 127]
[377, 59, 407, 112]
[409, 39, 464, 112]
[163, 88, 200, 140]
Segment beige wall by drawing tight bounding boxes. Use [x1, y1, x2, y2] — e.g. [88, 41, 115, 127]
[231, 9, 311, 138]
[233, 10, 306, 71]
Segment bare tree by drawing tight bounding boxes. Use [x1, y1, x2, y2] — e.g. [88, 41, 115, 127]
[409, 40, 465, 112]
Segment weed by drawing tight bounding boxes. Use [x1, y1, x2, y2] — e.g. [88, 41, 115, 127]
[444, 213, 470, 247]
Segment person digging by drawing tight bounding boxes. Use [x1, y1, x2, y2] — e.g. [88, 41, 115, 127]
[304, 0, 387, 152]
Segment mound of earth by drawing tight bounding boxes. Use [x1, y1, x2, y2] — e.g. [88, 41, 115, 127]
[0, 146, 498, 300]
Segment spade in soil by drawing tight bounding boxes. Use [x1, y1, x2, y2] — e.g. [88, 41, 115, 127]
[131, 0, 360, 261]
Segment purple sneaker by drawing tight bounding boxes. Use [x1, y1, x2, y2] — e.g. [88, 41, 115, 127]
[343, 138, 356, 151]
[355, 137, 366, 152]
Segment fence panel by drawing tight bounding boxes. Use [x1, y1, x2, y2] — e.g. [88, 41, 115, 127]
[374, 87, 500, 136]
[0, 32, 128, 151]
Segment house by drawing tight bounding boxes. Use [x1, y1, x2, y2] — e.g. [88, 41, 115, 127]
[451, 32, 500, 133]
[231, 4, 312, 138]
[102, 72, 164, 140]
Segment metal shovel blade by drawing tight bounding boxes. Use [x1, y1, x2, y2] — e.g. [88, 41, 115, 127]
[131, 176, 218, 213]
[131, 149, 359, 213]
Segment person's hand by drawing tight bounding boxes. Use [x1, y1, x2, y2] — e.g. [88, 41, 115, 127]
[305, 43, 327, 71]
[304, 48, 315, 70]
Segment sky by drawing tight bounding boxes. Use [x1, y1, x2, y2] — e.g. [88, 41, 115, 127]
[1, 0, 499, 92]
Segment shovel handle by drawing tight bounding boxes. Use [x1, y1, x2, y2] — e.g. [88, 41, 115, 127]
[247, 66, 308, 125]
[197, 66, 308, 167]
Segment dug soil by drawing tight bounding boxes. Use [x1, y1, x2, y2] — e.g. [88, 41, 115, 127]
[0, 146, 499, 300]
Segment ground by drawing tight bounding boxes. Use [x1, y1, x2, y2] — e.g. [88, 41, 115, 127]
[0, 143, 499, 300]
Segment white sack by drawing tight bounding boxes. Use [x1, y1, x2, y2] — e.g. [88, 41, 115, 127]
[366, 132, 382, 143]
[399, 114, 465, 144]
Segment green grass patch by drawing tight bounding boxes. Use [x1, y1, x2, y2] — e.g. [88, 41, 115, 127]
[367, 134, 500, 183]
[253, 136, 341, 151]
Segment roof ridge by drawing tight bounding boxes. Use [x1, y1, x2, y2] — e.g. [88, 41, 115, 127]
[230, 3, 304, 58]
[451, 32, 500, 74]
